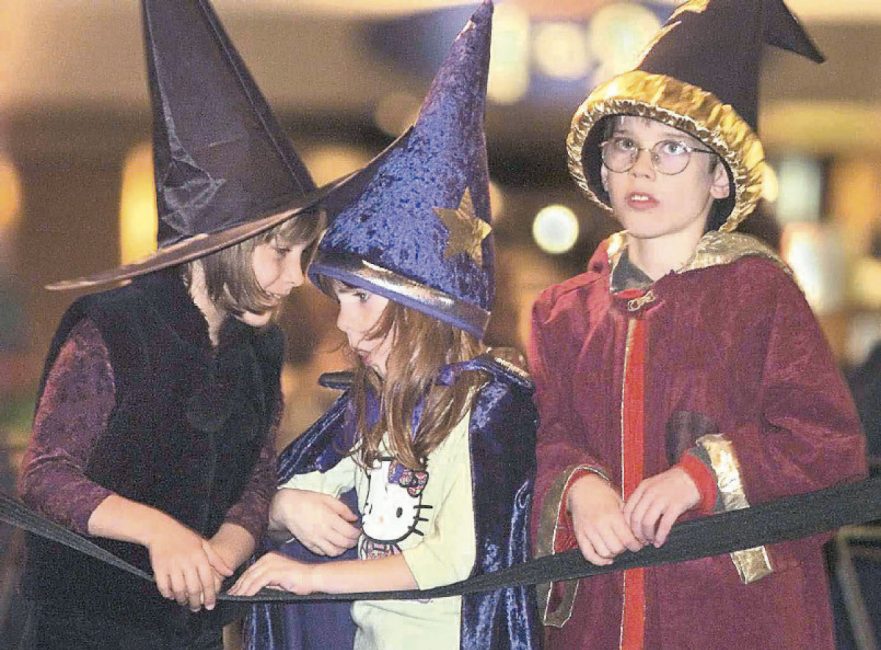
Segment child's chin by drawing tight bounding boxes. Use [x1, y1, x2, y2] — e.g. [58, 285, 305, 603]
[237, 310, 273, 328]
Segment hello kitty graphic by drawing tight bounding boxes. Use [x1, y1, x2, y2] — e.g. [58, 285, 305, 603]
[358, 457, 433, 560]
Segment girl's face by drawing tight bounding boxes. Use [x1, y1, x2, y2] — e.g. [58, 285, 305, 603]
[600, 116, 730, 253]
[335, 285, 393, 377]
[239, 239, 307, 327]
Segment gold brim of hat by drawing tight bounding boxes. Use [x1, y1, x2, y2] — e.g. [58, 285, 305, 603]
[566, 70, 765, 232]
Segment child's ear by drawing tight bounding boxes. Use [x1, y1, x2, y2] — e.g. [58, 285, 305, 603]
[710, 161, 730, 200]
[600, 164, 609, 193]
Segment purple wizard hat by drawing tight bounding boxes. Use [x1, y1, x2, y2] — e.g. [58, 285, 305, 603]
[309, 1, 495, 339]
[49, 0, 370, 290]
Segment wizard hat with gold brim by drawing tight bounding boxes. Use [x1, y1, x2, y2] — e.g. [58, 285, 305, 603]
[48, 0, 386, 291]
[567, 0, 824, 232]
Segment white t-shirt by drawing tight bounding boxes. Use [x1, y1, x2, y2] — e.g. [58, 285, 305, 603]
[279, 411, 477, 650]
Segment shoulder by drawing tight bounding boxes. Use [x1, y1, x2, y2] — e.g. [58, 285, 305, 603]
[533, 238, 614, 324]
[47, 318, 113, 384]
[682, 231, 792, 287]
[468, 350, 538, 436]
[707, 252, 804, 309]
[56, 283, 149, 349]
[677, 231, 803, 302]
[467, 349, 533, 394]
[533, 273, 594, 318]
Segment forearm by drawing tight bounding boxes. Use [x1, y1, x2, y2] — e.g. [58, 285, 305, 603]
[312, 554, 417, 594]
[224, 410, 280, 541]
[210, 522, 256, 570]
[87, 493, 178, 547]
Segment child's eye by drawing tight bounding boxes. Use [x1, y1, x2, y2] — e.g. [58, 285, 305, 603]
[612, 137, 636, 152]
[395, 507, 403, 518]
[273, 246, 291, 257]
[659, 140, 688, 156]
[355, 291, 369, 302]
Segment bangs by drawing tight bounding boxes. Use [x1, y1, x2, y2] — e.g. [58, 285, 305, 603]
[198, 208, 326, 316]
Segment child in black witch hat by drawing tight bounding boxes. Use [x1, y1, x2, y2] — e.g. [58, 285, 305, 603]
[15, 1, 336, 647]
[529, 1, 867, 648]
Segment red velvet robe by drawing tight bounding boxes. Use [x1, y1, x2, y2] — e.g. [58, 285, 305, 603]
[528, 231, 867, 649]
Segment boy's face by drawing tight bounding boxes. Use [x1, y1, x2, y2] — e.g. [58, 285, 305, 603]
[600, 116, 730, 248]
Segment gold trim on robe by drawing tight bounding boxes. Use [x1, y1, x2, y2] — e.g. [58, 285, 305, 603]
[605, 230, 791, 279]
[536, 464, 612, 627]
[697, 434, 774, 583]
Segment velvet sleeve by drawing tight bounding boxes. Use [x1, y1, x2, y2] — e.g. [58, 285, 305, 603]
[528, 299, 615, 551]
[223, 401, 281, 542]
[17, 319, 116, 535]
[713, 270, 867, 506]
[528, 297, 615, 625]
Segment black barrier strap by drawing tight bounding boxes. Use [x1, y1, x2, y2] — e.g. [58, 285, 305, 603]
[3, 475, 881, 603]
[0, 492, 153, 583]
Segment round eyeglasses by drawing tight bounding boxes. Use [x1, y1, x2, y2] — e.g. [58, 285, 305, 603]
[600, 136, 716, 176]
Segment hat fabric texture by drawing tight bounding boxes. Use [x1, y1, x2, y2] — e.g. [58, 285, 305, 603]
[50, 0, 323, 290]
[309, 1, 495, 338]
[567, 0, 824, 231]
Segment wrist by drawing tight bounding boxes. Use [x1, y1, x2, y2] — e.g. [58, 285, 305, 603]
[566, 470, 611, 512]
[677, 453, 717, 514]
[269, 488, 300, 531]
[212, 523, 255, 565]
[138, 508, 178, 548]
[306, 562, 325, 594]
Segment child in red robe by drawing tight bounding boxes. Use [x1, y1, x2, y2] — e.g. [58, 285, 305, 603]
[528, 1, 867, 648]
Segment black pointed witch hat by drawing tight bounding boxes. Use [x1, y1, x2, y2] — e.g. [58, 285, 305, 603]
[49, 0, 394, 291]
[567, 0, 824, 231]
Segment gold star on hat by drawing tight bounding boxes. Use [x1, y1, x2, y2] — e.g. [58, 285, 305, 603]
[433, 188, 492, 265]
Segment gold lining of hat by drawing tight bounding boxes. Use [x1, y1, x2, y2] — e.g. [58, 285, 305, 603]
[566, 70, 765, 232]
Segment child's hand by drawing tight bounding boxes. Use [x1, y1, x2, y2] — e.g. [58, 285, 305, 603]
[270, 488, 360, 557]
[228, 552, 318, 596]
[568, 474, 643, 565]
[144, 517, 225, 612]
[623, 467, 700, 547]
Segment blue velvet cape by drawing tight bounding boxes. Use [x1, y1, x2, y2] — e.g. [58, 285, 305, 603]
[245, 353, 541, 649]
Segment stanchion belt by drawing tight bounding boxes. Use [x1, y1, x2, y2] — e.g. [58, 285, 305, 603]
[3, 475, 881, 603]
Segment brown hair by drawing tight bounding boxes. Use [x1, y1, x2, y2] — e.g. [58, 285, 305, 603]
[345, 297, 485, 471]
[184, 209, 325, 316]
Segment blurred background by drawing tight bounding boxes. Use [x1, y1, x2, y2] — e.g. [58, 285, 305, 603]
[1, 0, 881, 647]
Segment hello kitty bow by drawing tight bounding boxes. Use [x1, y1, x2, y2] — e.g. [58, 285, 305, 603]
[388, 461, 429, 497]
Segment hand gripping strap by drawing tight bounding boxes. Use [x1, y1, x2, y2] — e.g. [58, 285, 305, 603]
[4, 475, 881, 602]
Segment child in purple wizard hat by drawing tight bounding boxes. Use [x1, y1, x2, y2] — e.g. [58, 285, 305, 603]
[529, 1, 867, 648]
[14, 0, 351, 647]
[233, 3, 540, 649]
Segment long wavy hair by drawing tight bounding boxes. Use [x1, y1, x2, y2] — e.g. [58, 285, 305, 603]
[345, 297, 485, 471]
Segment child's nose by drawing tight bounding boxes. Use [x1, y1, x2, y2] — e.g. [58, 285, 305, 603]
[283, 255, 304, 287]
[630, 147, 655, 178]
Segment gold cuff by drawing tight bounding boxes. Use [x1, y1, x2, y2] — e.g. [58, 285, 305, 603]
[697, 434, 774, 583]
[536, 464, 611, 626]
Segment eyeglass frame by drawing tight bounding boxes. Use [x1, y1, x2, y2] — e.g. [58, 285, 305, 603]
[599, 136, 717, 176]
